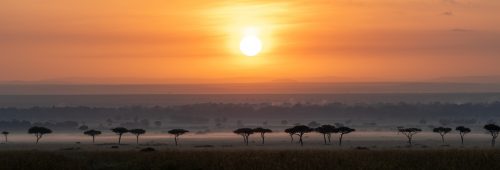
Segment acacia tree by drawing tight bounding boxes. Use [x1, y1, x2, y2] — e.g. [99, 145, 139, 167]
[111, 127, 128, 144]
[284, 128, 296, 143]
[253, 127, 272, 145]
[484, 124, 500, 147]
[1, 131, 9, 143]
[291, 125, 313, 146]
[455, 126, 471, 145]
[398, 127, 422, 145]
[168, 129, 189, 146]
[315, 125, 336, 145]
[234, 128, 254, 145]
[28, 126, 52, 144]
[335, 126, 355, 146]
[433, 127, 452, 145]
[83, 129, 102, 144]
[129, 129, 146, 145]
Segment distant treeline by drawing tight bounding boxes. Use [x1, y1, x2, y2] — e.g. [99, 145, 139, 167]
[0, 102, 499, 123]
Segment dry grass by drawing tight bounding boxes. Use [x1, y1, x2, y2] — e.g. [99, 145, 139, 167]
[0, 149, 499, 170]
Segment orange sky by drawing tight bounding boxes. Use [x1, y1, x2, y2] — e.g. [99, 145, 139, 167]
[1, 0, 499, 84]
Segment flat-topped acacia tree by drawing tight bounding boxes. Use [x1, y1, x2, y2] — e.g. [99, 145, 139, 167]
[83, 129, 102, 144]
[111, 127, 128, 145]
[433, 127, 452, 145]
[290, 125, 313, 146]
[234, 128, 254, 146]
[168, 129, 189, 146]
[129, 129, 146, 145]
[398, 127, 422, 145]
[1, 131, 9, 143]
[455, 126, 471, 145]
[315, 125, 336, 145]
[284, 128, 297, 143]
[484, 124, 500, 147]
[28, 126, 52, 144]
[253, 127, 272, 145]
[335, 126, 355, 146]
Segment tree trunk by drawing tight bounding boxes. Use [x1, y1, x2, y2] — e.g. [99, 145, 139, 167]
[36, 136, 40, 144]
[441, 135, 445, 144]
[261, 133, 265, 145]
[289, 134, 294, 143]
[407, 136, 412, 145]
[92, 136, 95, 144]
[323, 134, 327, 145]
[327, 134, 331, 144]
[339, 134, 343, 146]
[299, 134, 304, 146]
[174, 136, 178, 146]
[118, 134, 122, 144]
[136, 135, 139, 145]
[460, 135, 464, 145]
[492, 137, 496, 147]
[4, 135, 7, 143]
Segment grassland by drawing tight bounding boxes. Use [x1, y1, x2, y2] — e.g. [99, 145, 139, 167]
[0, 149, 499, 170]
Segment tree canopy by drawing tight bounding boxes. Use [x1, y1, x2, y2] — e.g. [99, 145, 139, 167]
[484, 124, 500, 147]
[168, 129, 189, 146]
[234, 128, 254, 146]
[290, 125, 313, 146]
[83, 129, 102, 144]
[28, 126, 52, 144]
[129, 129, 146, 144]
[398, 127, 422, 145]
[455, 126, 471, 145]
[433, 127, 452, 144]
[111, 127, 128, 144]
[315, 125, 336, 144]
[253, 127, 272, 144]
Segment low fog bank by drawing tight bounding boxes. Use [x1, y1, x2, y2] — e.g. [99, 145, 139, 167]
[0, 102, 499, 135]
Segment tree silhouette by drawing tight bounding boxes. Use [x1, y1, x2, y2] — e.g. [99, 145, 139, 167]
[315, 125, 336, 145]
[484, 124, 500, 147]
[253, 127, 272, 145]
[1, 131, 8, 143]
[28, 126, 52, 144]
[168, 129, 189, 146]
[290, 125, 313, 146]
[284, 128, 296, 143]
[335, 126, 355, 146]
[455, 126, 471, 145]
[83, 129, 102, 144]
[432, 127, 452, 145]
[398, 127, 422, 145]
[233, 128, 254, 146]
[111, 127, 128, 144]
[129, 129, 146, 145]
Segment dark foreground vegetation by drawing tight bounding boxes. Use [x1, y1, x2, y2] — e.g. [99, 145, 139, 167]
[0, 149, 498, 170]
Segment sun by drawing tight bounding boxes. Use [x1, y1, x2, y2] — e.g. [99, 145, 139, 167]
[240, 28, 262, 57]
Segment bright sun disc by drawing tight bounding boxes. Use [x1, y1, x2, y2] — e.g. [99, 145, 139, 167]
[240, 35, 262, 57]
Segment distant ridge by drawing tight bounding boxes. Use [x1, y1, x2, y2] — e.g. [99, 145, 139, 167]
[433, 75, 500, 83]
[0, 82, 500, 95]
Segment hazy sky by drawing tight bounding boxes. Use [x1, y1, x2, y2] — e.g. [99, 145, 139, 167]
[1, 0, 499, 83]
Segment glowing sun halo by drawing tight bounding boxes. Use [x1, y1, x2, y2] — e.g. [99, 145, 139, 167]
[239, 28, 262, 57]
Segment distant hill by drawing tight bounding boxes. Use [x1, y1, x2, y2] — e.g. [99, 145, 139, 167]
[0, 82, 500, 94]
[433, 75, 500, 83]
